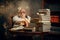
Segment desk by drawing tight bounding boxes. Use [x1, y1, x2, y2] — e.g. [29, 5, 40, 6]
[9, 30, 60, 40]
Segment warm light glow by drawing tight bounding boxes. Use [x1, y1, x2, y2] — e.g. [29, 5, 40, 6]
[51, 16, 59, 23]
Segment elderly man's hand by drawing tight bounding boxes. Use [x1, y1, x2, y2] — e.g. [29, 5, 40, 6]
[15, 21, 25, 25]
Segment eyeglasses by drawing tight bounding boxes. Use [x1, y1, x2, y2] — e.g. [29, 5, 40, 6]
[21, 11, 26, 13]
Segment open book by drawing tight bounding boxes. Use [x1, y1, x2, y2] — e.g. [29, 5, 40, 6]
[10, 26, 24, 31]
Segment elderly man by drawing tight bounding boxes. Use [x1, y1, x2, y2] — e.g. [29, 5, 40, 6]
[12, 8, 31, 30]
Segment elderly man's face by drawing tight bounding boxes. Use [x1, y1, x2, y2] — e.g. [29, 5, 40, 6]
[18, 9, 26, 17]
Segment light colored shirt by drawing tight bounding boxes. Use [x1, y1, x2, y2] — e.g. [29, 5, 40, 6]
[13, 15, 31, 23]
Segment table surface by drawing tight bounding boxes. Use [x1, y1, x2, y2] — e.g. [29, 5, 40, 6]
[10, 30, 60, 36]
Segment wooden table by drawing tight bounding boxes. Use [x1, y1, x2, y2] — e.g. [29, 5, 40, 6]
[9, 30, 60, 40]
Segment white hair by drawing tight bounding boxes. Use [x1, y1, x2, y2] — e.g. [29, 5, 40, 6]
[17, 7, 22, 12]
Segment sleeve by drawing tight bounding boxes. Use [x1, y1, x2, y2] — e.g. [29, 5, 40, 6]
[26, 16, 31, 23]
[13, 16, 25, 22]
[13, 16, 17, 22]
[13, 16, 21, 22]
